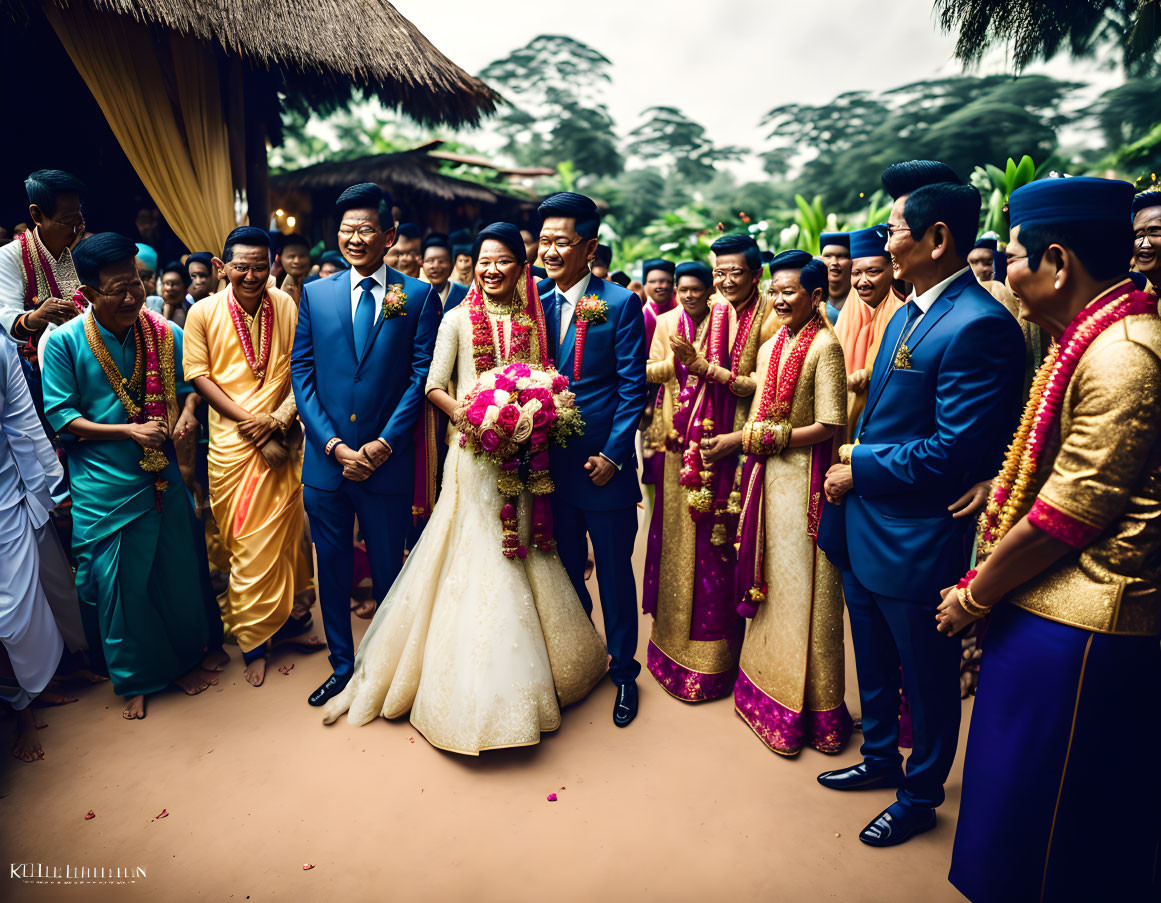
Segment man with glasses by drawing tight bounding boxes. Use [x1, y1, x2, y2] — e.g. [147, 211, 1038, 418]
[537, 191, 648, 727]
[816, 160, 1025, 847]
[40, 232, 220, 721]
[1131, 190, 1161, 295]
[0, 170, 88, 378]
[292, 183, 441, 708]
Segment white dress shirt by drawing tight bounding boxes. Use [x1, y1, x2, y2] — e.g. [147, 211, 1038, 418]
[909, 265, 971, 324]
[554, 271, 591, 341]
[349, 262, 388, 325]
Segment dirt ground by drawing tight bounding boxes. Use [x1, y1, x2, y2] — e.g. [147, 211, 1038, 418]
[1, 510, 969, 902]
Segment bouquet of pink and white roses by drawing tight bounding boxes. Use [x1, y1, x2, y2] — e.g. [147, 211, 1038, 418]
[455, 362, 584, 559]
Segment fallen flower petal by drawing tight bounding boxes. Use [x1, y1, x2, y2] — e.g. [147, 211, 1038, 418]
[155, 809, 168, 819]
[546, 793, 558, 802]
[84, 810, 95, 820]
[302, 863, 314, 871]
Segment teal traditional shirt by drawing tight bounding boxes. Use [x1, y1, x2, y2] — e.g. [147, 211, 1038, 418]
[41, 311, 190, 546]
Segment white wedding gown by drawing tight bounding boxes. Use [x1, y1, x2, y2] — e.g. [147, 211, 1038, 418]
[322, 302, 608, 754]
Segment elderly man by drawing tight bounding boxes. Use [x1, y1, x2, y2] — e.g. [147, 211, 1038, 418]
[816, 161, 1025, 847]
[41, 233, 221, 721]
[184, 226, 321, 688]
[944, 177, 1161, 903]
[1131, 190, 1161, 295]
[0, 171, 87, 381]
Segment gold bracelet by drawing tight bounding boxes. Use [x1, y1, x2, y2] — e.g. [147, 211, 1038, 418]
[838, 443, 853, 466]
[960, 583, 990, 618]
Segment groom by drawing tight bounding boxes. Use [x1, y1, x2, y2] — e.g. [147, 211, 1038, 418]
[292, 182, 441, 706]
[538, 192, 648, 726]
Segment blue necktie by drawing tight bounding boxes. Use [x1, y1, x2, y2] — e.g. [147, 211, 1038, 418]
[354, 277, 376, 357]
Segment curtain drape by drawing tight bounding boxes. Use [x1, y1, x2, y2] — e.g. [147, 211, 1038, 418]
[45, 2, 238, 254]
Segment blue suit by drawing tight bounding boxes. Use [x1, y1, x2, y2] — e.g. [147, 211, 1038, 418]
[817, 269, 1024, 809]
[441, 281, 468, 314]
[540, 275, 647, 684]
[291, 267, 441, 678]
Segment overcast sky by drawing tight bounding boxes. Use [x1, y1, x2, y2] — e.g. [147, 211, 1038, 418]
[396, 0, 1121, 148]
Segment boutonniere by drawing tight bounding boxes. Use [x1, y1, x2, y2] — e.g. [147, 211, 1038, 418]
[575, 295, 608, 324]
[381, 284, 408, 319]
[571, 294, 608, 380]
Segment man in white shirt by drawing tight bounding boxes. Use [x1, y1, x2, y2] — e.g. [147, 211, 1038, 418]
[0, 335, 66, 761]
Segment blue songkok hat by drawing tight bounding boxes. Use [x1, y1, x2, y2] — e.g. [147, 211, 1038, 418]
[73, 232, 139, 286]
[799, 259, 829, 295]
[768, 250, 827, 294]
[1131, 191, 1161, 219]
[849, 224, 889, 260]
[710, 233, 757, 256]
[819, 231, 850, 251]
[134, 243, 157, 271]
[972, 236, 998, 252]
[186, 251, 214, 270]
[674, 261, 712, 288]
[767, 249, 814, 273]
[422, 233, 450, 253]
[1008, 177, 1134, 230]
[472, 222, 528, 267]
[642, 258, 675, 279]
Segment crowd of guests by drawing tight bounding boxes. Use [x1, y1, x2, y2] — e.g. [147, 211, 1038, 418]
[1, 160, 1160, 901]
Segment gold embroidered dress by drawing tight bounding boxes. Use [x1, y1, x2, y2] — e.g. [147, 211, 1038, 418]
[182, 286, 304, 652]
[734, 325, 853, 755]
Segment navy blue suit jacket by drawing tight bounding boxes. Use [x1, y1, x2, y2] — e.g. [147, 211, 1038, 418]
[291, 267, 441, 495]
[540, 275, 647, 511]
[441, 281, 469, 314]
[817, 270, 1024, 599]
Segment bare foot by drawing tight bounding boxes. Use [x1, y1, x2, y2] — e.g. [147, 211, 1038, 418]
[174, 668, 216, 696]
[11, 708, 44, 761]
[200, 647, 230, 672]
[56, 668, 108, 684]
[122, 695, 146, 720]
[351, 599, 376, 619]
[32, 689, 78, 707]
[273, 633, 327, 653]
[244, 657, 267, 687]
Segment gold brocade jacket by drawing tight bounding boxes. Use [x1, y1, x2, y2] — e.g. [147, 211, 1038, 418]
[1008, 309, 1161, 636]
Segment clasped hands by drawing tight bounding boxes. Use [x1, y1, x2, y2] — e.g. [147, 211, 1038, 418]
[124, 406, 200, 450]
[335, 440, 391, 482]
[670, 335, 708, 375]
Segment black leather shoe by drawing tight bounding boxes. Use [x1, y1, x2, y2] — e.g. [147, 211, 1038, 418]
[613, 681, 638, 727]
[308, 672, 350, 707]
[859, 803, 936, 847]
[817, 762, 904, 791]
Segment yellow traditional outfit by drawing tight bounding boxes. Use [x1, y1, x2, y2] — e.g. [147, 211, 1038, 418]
[182, 286, 304, 652]
[734, 317, 853, 755]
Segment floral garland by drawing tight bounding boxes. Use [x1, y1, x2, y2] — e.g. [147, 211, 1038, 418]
[84, 308, 176, 508]
[467, 272, 541, 376]
[382, 284, 408, 320]
[571, 294, 608, 380]
[734, 312, 823, 611]
[729, 288, 760, 373]
[977, 282, 1157, 556]
[227, 287, 274, 381]
[679, 303, 731, 518]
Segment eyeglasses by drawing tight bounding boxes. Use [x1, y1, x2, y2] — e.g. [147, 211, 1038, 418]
[1134, 227, 1161, 244]
[885, 223, 913, 238]
[537, 236, 584, 251]
[48, 211, 85, 230]
[224, 262, 268, 276]
[338, 227, 381, 240]
[94, 282, 139, 299]
[1005, 253, 1028, 265]
[712, 268, 749, 280]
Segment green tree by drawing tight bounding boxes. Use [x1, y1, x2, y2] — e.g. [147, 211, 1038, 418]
[935, 0, 1160, 76]
[478, 35, 622, 177]
[761, 75, 1079, 209]
[626, 106, 746, 182]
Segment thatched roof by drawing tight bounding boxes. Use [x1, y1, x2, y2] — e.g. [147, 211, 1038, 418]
[7, 0, 495, 126]
[270, 150, 501, 205]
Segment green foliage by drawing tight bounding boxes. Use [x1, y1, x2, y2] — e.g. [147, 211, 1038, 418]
[971, 155, 1040, 234]
[478, 35, 621, 178]
[627, 107, 746, 182]
[935, 0, 1160, 77]
[760, 75, 1078, 209]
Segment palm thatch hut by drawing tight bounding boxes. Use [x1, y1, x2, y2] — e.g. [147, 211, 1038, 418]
[1, 0, 494, 255]
[270, 141, 552, 240]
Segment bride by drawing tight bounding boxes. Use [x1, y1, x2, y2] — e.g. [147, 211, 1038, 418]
[322, 223, 608, 754]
